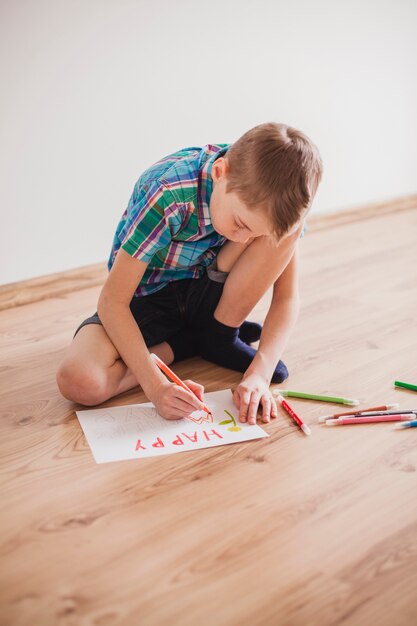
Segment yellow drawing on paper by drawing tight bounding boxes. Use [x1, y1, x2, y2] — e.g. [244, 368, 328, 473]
[219, 409, 242, 432]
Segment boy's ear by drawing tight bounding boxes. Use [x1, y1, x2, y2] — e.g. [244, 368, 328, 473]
[212, 157, 229, 182]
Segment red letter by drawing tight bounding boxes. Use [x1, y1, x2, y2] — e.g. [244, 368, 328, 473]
[203, 429, 223, 441]
[152, 437, 165, 448]
[172, 435, 184, 445]
[183, 432, 198, 443]
[135, 439, 146, 451]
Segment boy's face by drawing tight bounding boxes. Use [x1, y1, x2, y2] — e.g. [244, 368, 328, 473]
[209, 157, 273, 244]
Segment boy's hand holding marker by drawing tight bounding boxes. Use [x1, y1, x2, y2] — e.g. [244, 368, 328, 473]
[150, 353, 211, 421]
[152, 379, 207, 421]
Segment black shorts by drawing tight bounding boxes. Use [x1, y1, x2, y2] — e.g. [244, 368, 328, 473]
[73, 261, 228, 347]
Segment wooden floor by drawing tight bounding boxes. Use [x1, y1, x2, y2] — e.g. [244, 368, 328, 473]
[1, 207, 417, 626]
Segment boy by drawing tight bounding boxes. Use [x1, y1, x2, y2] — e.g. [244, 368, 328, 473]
[57, 122, 323, 426]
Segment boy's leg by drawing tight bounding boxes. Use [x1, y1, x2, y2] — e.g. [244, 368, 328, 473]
[197, 235, 295, 382]
[56, 324, 174, 406]
[215, 234, 294, 325]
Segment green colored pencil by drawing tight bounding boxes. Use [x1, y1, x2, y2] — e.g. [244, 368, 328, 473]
[273, 390, 359, 406]
[394, 380, 417, 392]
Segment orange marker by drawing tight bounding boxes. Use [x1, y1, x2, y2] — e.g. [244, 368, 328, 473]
[149, 353, 213, 422]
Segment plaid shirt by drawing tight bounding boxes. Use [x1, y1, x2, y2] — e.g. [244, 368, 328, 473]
[108, 144, 230, 297]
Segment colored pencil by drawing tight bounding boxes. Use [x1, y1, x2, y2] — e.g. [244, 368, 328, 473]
[150, 353, 213, 421]
[318, 404, 400, 423]
[326, 414, 416, 425]
[395, 420, 417, 429]
[348, 409, 417, 417]
[274, 389, 359, 406]
[275, 394, 311, 436]
[394, 380, 417, 392]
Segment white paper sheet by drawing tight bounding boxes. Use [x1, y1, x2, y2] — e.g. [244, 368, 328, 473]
[76, 388, 269, 463]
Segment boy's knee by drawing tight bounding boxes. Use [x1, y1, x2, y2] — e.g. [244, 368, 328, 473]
[56, 359, 108, 406]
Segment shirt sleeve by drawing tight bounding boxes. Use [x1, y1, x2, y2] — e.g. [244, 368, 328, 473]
[119, 180, 176, 263]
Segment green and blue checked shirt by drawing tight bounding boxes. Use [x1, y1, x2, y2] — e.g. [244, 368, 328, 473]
[109, 144, 230, 297]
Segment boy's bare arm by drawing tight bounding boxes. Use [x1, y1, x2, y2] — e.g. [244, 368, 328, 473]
[97, 250, 207, 418]
[244, 244, 300, 383]
[97, 249, 168, 400]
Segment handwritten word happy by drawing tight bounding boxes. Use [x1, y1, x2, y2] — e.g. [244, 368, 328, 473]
[135, 429, 223, 451]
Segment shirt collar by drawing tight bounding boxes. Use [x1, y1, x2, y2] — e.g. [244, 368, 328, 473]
[198, 144, 230, 224]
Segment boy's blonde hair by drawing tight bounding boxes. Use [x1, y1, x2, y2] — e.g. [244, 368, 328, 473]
[225, 122, 323, 239]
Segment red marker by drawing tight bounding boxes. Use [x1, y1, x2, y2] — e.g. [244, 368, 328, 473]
[276, 394, 311, 436]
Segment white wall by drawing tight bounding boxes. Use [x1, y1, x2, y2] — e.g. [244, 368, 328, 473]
[1, 0, 416, 285]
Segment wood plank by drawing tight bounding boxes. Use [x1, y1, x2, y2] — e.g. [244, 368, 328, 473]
[0, 265, 107, 312]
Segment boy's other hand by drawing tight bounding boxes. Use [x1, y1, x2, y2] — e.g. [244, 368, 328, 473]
[153, 380, 206, 421]
[231, 373, 278, 425]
